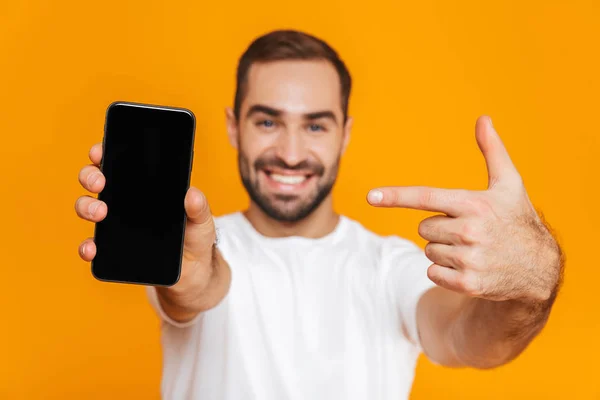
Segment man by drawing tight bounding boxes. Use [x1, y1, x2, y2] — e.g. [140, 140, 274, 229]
[75, 30, 564, 399]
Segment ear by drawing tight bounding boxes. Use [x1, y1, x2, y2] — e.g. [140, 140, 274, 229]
[341, 116, 353, 155]
[225, 107, 239, 150]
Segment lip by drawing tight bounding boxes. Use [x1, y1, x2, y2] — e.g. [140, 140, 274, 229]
[260, 169, 315, 194]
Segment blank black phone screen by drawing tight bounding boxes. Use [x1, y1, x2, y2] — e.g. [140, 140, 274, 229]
[92, 102, 195, 286]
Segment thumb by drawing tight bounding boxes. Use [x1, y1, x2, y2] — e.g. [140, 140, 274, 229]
[183, 186, 216, 263]
[475, 115, 521, 189]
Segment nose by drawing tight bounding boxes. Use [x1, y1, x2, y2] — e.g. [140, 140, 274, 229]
[274, 129, 308, 167]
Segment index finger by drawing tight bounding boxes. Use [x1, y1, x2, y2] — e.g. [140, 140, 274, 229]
[89, 142, 103, 166]
[367, 186, 471, 216]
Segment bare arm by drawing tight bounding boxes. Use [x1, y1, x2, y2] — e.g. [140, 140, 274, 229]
[75, 142, 231, 323]
[417, 275, 561, 369]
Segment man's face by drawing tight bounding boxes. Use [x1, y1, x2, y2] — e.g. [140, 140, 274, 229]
[227, 60, 351, 223]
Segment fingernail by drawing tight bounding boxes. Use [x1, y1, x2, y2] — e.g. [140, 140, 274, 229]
[368, 190, 383, 204]
[489, 117, 493, 128]
[87, 172, 100, 187]
[89, 201, 100, 216]
[81, 244, 86, 257]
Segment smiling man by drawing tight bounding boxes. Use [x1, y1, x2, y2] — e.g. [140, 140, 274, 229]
[75, 30, 564, 399]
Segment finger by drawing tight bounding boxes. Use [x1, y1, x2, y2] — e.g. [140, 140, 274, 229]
[89, 142, 103, 166]
[426, 263, 464, 293]
[183, 187, 216, 263]
[75, 196, 108, 222]
[79, 238, 97, 262]
[78, 165, 105, 193]
[418, 215, 479, 245]
[418, 215, 457, 245]
[367, 186, 471, 217]
[475, 116, 521, 189]
[424, 242, 468, 270]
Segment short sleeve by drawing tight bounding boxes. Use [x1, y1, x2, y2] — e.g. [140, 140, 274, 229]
[380, 236, 437, 351]
[145, 286, 203, 328]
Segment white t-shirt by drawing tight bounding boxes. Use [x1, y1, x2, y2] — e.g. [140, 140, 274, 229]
[146, 212, 437, 400]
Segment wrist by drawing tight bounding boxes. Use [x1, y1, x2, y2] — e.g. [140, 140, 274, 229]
[527, 213, 565, 303]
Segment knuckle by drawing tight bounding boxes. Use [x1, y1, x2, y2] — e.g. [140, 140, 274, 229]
[388, 189, 400, 206]
[466, 195, 493, 216]
[461, 272, 484, 297]
[453, 253, 468, 269]
[455, 247, 478, 269]
[418, 189, 434, 209]
[453, 189, 470, 209]
[458, 222, 479, 244]
[454, 276, 467, 292]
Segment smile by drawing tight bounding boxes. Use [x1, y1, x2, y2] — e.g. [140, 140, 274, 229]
[269, 173, 307, 185]
[261, 169, 316, 193]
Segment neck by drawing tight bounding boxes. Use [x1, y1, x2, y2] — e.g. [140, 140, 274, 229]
[243, 196, 339, 239]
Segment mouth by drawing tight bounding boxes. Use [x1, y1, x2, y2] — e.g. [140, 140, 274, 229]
[260, 168, 316, 193]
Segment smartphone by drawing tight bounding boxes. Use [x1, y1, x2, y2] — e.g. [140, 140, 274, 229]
[91, 101, 195, 286]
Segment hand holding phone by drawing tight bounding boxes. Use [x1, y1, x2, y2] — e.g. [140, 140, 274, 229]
[75, 102, 215, 287]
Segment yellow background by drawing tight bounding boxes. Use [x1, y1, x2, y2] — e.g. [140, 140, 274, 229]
[1, 0, 598, 399]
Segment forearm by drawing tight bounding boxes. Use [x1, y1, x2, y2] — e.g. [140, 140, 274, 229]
[446, 237, 564, 369]
[155, 245, 231, 323]
[446, 293, 556, 369]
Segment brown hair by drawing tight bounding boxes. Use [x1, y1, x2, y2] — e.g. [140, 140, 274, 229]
[234, 29, 352, 122]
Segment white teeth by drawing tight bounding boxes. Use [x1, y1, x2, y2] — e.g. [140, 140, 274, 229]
[270, 174, 307, 185]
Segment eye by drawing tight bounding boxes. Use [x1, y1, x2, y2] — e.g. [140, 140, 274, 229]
[308, 124, 324, 132]
[257, 119, 276, 129]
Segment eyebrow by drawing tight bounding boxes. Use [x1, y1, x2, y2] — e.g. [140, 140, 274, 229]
[305, 111, 338, 125]
[245, 104, 339, 126]
[246, 104, 281, 118]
